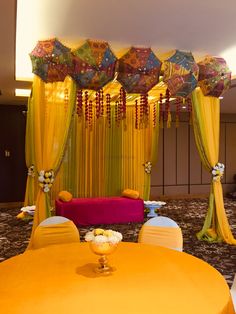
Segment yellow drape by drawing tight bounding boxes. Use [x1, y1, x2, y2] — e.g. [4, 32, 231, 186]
[27, 76, 76, 249]
[192, 87, 236, 244]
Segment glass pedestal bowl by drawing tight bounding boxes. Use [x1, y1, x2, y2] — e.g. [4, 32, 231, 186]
[89, 241, 118, 275]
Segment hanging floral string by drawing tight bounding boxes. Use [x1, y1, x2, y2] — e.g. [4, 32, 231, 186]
[89, 100, 93, 130]
[153, 102, 157, 128]
[106, 93, 111, 128]
[99, 89, 104, 116]
[212, 163, 225, 181]
[165, 89, 171, 128]
[159, 93, 164, 128]
[135, 99, 139, 129]
[84, 91, 89, 127]
[115, 100, 120, 127]
[38, 170, 54, 193]
[95, 91, 100, 119]
[119, 87, 126, 120]
[76, 89, 83, 117]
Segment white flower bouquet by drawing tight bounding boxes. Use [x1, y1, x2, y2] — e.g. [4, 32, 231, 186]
[212, 163, 224, 181]
[85, 228, 123, 244]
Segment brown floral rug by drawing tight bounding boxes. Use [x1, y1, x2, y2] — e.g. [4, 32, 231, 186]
[0, 198, 235, 287]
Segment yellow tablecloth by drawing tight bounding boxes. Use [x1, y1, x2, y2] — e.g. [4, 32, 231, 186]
[0, 242, 234, 314]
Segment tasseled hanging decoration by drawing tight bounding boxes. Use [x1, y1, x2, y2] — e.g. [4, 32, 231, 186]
[139, 95, 144, 129]
[153, 102, 157, 128]
[64, 88, 69, 113]
[95, 91, 100, 119]
[135, 99, 139, 129]
[119, 87, 126, 120]
[165, 89, 171, 128]
[159, 93, 164, 128]
[100, 89, 104, 116]
[143, 93, 149, 127]
[84, 91, 89, 128]
[115, 100, 120, 127]
[175, 97, 182, 128]
[76, 89, 83, 117]
[187, 96, 192, 125]
[89, 100, 93, 130]
[106, 93, 111, 128]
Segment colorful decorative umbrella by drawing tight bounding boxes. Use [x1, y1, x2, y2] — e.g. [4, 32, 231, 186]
[30, 38, 73, 83]
[163, 50, 199, 98]
[72, 39, 117, 90]
[117, 47, 162, 94]
[198, 56, 231, 97]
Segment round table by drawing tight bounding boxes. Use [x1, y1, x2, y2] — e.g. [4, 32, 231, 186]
[0, 242, 234, 314]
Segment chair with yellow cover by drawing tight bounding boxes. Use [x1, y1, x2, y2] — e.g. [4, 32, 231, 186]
[138, 216, 183, 251]
[231, 274, 236, 311]
[32, 216, 80, 249]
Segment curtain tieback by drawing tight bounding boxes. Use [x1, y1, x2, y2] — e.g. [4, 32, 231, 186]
[28, 165, 35, 177]
[38, 170, 54, 193]
[212, 162, 225, 182]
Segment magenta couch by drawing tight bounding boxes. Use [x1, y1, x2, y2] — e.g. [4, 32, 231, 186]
[55, 196, 144, 226]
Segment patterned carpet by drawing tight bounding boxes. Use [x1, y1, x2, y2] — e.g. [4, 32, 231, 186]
[0, 198, 236, 287]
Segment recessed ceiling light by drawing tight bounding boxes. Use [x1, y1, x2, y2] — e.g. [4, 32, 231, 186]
[182, 105, 186, 109]
[15, 88, 31, 97]
[219, 96, 224, 100]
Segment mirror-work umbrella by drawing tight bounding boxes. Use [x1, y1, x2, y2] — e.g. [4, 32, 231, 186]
[30, 38, 73, 83]
[72, 39, 117, 90]
[198, 56, 231, 97]
[163, 50, 199, 98]
[117, 47, 162, 94]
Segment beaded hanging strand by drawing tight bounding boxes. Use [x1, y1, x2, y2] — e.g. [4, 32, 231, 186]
[135, 99, 139, 129]
[89, 100, 93, 130]
[84, 91, 89, 128]
[165, 89, 171, 128]
[76, 89, 83, 118]
[159, 93, 164, 128]
[106, 93, 111, 128]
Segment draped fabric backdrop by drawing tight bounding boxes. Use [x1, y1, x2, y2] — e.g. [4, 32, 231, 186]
[52, 103, 160, 200]
[191, 88, 236, 244]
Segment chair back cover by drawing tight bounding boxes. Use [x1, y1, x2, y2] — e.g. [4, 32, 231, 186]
[231, 274, 236, 311]
[138, 216, 183, 251]
[32, 217, 80, 249]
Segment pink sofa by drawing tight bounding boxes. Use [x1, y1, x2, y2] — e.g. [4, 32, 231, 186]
[55, 196, 144, 226]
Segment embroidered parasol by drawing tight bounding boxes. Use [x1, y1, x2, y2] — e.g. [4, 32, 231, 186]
[163, 50, 199, 98]
[72, 39, 117, 90]
[30, 38, 73, 83]
[117, 47, 162, 94]
[198, 56, 231, 97]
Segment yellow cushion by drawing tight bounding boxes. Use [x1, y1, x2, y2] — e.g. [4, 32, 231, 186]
[122, 189, 140, 199]
[58, 191, 73, 202]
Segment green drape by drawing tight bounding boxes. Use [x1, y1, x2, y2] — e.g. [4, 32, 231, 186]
[191, 87, 236, 244]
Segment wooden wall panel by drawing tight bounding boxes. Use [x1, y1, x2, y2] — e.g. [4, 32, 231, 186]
[225, 123, 236, 183]
[151, 128, 163, 187]
[176, 122, 189, 185]
[163, 127, 176, 186]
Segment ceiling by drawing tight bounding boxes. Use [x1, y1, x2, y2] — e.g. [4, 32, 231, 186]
[1, 0, 236, 112]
